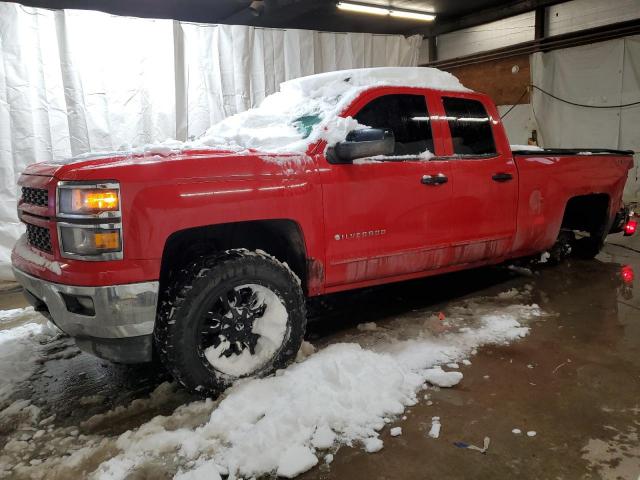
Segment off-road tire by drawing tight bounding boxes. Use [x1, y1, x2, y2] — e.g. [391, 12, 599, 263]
[154, 249, 306, 396]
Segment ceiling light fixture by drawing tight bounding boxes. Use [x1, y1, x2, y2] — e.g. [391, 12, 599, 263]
[337, 2, 389, 15]
[337, 2, 436, 21]
[389, 9, 436, 21]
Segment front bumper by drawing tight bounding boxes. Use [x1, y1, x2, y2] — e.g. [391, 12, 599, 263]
[13, 267, 158, 363]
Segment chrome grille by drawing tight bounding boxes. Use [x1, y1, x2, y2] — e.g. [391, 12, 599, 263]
[26, 224, 52, 253]
[22, 187, 48, 207]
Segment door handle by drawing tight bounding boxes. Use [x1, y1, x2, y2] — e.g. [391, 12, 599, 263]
[421, 173, 448, 185]
[492, 172, 513, 182]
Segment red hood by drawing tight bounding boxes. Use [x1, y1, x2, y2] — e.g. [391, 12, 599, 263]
[20, 148, 307, 181]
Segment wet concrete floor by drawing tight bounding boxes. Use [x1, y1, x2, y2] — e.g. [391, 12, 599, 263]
[1, 235, 639, 479]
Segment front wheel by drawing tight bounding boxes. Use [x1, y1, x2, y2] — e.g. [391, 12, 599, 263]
[154, 249, 306, 396]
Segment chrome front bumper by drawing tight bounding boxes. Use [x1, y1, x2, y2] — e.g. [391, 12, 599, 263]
[13, 267, 158, 363]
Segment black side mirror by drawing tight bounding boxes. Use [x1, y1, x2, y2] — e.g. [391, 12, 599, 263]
[328, 129, 395, 163]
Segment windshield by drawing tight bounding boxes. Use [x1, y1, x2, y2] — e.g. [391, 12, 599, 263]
[292, 115, 322, 139]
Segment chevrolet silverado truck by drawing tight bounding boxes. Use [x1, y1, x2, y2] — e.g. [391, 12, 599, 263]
[11, 67, 636, 395]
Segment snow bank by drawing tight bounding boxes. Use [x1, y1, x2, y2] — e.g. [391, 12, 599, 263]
[91, 300, 541, 480]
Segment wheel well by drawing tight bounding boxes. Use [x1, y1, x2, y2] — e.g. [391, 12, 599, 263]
[561, 194, 610, 236]
[160, 220, 308, 294]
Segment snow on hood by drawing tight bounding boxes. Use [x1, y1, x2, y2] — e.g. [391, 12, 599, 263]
[194, 67, 470, 154]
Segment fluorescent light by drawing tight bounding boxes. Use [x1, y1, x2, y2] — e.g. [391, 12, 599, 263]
[337, 2, 436, 21]
[337, 2, 389, 15]
[390, 10, 435, 21]
[457, 117, 489, 122]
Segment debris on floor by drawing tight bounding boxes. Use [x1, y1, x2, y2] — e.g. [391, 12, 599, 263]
[453, 437, 490, 454]
[428, 417, 441, 439]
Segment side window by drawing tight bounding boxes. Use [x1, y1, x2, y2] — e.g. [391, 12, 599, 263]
[442, 97, 496, 156]
[354, 94, 433, 156]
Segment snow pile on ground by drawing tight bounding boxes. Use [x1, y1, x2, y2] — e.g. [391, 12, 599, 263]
[0, 308, 58, 404]
[0, 290, 543, 479]
[89, 296, 541, 480]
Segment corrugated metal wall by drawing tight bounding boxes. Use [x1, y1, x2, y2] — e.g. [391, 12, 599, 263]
[437, 12, 535, 61]
[547, 0, 640, 36]
[435, 0, 640, 61]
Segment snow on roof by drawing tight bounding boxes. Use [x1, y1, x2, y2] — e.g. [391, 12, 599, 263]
[195, 67, 470, 154]
[281, 67, 471, 97]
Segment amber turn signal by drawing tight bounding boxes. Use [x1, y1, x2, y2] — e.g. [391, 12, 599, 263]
[93, 231, 121, 250]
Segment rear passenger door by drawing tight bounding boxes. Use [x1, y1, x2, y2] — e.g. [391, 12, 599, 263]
[438, 95, 518, 264]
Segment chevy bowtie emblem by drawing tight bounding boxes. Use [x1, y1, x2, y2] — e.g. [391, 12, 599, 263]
[334, 229, 386, 241]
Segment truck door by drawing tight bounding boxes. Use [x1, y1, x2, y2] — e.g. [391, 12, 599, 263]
[319, 90, 453, 287]
[438, 95, 518, 264]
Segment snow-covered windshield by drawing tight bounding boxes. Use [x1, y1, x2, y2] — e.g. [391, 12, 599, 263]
[292, 115, 322, 139]
[194, 67, 470, 154]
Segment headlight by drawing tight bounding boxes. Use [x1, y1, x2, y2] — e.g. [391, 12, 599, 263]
[56, 182, 123, 261]
[57, 182, 120, 218]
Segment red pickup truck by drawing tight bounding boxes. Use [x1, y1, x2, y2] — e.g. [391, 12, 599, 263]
[11, 67, 635, 395]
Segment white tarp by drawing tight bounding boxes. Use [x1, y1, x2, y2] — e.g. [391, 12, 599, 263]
[0, 3, 422, 280]
[531, 35, 640, 202]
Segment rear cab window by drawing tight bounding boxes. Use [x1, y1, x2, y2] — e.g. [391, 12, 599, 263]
[442, 97, 497, 156]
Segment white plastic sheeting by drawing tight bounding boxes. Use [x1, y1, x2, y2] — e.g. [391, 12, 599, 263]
[531, 35, 640, 202]
[497, 104, 538, 146]
[0, 3, 422, 280]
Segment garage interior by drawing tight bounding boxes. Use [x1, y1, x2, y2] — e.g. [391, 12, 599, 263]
[0, 1, 639, 479]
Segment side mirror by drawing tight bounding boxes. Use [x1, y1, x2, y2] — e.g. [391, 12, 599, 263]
[329, 128, 395, 163]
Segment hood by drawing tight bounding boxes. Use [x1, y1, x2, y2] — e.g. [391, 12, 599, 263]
[21, 147, 308, 183]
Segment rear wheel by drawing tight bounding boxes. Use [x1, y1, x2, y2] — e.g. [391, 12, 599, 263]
[154, 249, 306, 396]
[546, 230, 575, 265]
